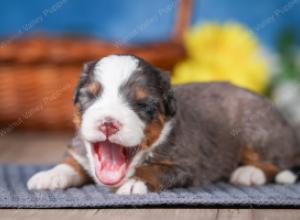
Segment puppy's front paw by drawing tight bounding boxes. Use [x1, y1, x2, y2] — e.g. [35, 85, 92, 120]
[230, 165, 266, 186]
[116, 179, 148, 195]
[27, 164, 83, 190]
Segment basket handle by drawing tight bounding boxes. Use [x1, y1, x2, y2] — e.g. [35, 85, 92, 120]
[172, 0, 193, 43]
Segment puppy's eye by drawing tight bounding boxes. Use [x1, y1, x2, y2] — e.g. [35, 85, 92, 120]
[85, 90, 98, 100]
[78, 89, 97, 111]
[135, 100, 149, 109]
[135, 98, 159, 121]
[136, 99, 157, 108]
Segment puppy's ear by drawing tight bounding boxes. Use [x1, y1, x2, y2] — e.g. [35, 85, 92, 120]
[164, 89, 176, 117]
[158, 69, 177, 118]
[73, 60, 97, 104]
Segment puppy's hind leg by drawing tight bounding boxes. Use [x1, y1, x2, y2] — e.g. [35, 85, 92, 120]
[27, 153, 90, 190]
[230, 146, 278, 186]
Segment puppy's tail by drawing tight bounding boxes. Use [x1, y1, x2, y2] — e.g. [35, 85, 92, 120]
[275, 166, 300, 184]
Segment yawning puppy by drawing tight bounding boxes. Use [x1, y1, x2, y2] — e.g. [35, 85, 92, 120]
[27, 54, 300, 194]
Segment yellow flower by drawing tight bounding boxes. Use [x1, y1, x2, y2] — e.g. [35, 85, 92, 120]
[172, 22, 269, 93]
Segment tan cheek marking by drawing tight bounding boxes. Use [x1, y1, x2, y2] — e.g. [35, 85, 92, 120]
[63, 150, 91, 183]
[73, 104, 82, 128]
[241, 146, 279, 181]
[140, 114, 165, 150]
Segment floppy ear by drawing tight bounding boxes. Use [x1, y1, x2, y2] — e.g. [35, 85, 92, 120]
[72, 60, 97, 104]
[164, 89, 176, 117]
[158, 69, 177, 118]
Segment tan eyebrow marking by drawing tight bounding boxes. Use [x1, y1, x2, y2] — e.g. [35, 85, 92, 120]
[135, 86, 148, 100]
[87, 81, 101, 96]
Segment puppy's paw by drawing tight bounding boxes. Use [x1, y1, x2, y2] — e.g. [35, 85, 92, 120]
[275, 170, 297, 184]
[27, 164, 83, 190]
[116, 179, 148, 195]
[230, 165, 266, 186]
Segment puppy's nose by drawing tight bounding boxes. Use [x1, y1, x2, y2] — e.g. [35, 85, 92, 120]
[98, 120, 121, 137]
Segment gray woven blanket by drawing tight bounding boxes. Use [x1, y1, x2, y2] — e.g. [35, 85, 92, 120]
[1, 164, 300, 208]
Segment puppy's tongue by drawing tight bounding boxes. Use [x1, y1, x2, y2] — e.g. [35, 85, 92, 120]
[95, 141, 127, 185]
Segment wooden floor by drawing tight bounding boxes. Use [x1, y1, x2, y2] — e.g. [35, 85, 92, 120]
[1, 132, 300, 219]
[2, 209, 300, 220]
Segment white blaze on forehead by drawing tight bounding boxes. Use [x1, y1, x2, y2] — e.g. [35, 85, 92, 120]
[81, 55, 145, 147]
[94, 55, 139, 91]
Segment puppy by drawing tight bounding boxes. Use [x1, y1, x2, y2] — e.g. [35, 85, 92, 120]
[27, 54, 300, 194]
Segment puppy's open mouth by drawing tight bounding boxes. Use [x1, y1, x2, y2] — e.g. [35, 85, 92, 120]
[93, 141, 138, 186]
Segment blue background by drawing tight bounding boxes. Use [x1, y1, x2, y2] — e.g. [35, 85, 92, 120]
[0, 0, 299, 48]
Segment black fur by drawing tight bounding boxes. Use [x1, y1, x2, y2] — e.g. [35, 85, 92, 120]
[290, 166, 300, 181]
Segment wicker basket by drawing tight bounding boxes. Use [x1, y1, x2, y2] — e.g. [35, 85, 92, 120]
[0, 0, 192, 131]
